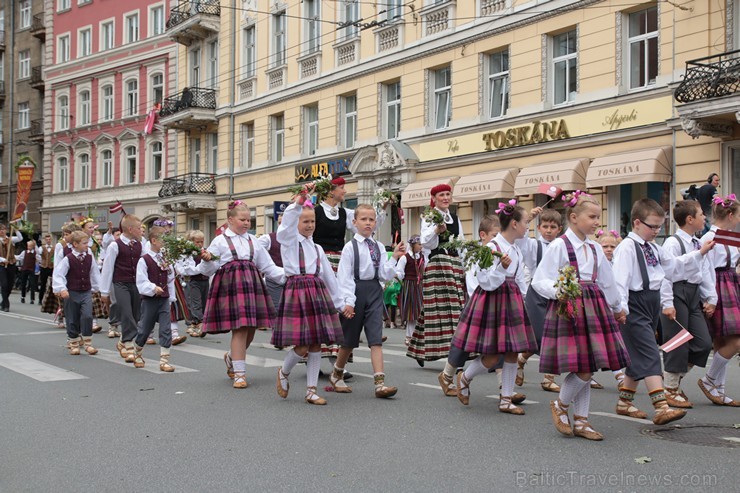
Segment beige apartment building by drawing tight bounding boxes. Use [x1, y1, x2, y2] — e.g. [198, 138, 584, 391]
[159, 0, 740, 243]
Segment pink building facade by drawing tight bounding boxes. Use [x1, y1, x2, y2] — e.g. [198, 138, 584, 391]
[41, 0, 177, 232]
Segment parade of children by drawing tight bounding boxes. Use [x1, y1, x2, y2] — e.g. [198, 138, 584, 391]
[4, 184, 738, 436]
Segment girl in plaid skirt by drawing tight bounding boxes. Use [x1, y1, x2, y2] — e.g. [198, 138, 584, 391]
[698, 195, 740, 407]
[273, 198, 344, 405]
[533, 193, 630, 440]
[199, 201, 285, 389]
[452, 200, 538, 415]
[396, 236, 424, 346]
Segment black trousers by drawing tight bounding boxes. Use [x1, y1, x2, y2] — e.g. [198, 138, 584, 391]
[19, 270, 38, 301]
[39, 267, 53, 301]
[0, 265, 18, 309]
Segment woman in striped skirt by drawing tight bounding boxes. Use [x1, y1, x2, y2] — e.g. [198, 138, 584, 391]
[396, 236, 424, 346]
[407, 184, 466, 367]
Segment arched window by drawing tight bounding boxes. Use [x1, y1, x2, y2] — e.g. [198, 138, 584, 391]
[78, 153, 90, 190]
[57, 157, 69, 192]
[126, 79, 138, 116]
[79, 90, 91, 126]
[58, 96, 69, 130]
[150, 141, 163, 181]
[101, 149, 113, 187]
[101, 85, 114, 121]
[125, 145, 137, 184]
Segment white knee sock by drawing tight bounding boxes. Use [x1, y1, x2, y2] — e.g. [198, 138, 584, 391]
[501, 361, 517, 397]
[306, 351, 321, 388]
[462, 357, 489, 382]
[573, 381, 591, 417]
[559, 373, 589, 405]
[233, 360, 246, 374]
[705, 353, 729, 382]
[406, 321, 416, 338]
[282, 349, 303, 376]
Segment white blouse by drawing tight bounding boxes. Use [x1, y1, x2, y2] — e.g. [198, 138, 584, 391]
[201, 228, 285, 285]
[474, 233, 527, 295]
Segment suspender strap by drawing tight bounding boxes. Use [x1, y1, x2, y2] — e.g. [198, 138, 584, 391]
[560, 235, 600, 282]
[351, 238, 379, 281]
[725, 244, 732, 270]
[536, 240, 543, 267]
[298, 242, 321, 276]
[491, 240, 519, 277]
[224, 235, 254, 261]
[629, 238, 651, 290]
[674, 234, 686, 256]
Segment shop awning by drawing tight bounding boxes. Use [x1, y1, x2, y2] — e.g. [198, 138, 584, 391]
[586, 147, 672, 188]
[514, 159, 589, 195]
[455, 168, 519, 202]
[401, 176, 460, 208]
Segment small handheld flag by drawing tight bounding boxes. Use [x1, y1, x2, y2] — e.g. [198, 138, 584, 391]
[109, 201, 125, 214]
[660, 322, 694, 353]
[713, 229, 740, 248]
[215, 222, 228, 237]
[536, 184, 563, 207]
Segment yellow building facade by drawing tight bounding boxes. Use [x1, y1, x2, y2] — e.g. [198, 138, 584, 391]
[158, 0, 740, 242]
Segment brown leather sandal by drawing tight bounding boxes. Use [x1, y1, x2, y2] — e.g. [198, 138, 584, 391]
[573, 416, 603, 441]
[305, 386, 327, 405]
[499, 395, 525, 415]
[616, 398, 648, 419]
[276, 368, 289, 398]
[437, 372, 458, 397]
[550, 400, 573, 436]
[516, 354, 526, 387]
[541, 374, 560, 393]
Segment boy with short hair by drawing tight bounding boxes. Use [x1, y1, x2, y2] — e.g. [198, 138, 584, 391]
[330, 204, 405, 398]
[133, 226, 177, 372]
[612, 198, 687, 425]
[659, 200, 716, 408]
[101, 214, 143, 362]
[179, 230, 209, 338]
[52, 231, 101, 355]
[17, 240, 41, 304]
[38, 233, 54, 297]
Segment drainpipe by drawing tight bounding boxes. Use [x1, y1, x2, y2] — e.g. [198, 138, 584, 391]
[228, 0, 236, 200]
[6, 1, 15, 222]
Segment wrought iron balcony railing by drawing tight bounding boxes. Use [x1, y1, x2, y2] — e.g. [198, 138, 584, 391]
[31, 66, 43, 84]
[166, 1, 221, 30]
[0, 80, 5, 97]
[30, 119, 44, 138]
[0, 30, 5, 48]
[674, 49, 740, 103]
[159, 87, 216, 118]
[158, 172, 216, 198]
[31, 14, 45, 40]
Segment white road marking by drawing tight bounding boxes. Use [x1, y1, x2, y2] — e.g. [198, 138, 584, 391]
[0, 311, 58, 326]
[173, 344, 284, 368]
[720, 437, 740, 444]
[409, 382, 442, 390]
[93, 348, 198, 374]
[0, 330, 63, 337]
[0, 353, 87, 381]
[348, 371, 374, 379]
[590, 411, 651, 424]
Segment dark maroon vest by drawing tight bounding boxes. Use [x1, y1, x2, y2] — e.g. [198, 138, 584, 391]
[191, 255, 208, 281]
[112, 238, 142, 283]
[403, 253, 421, 281]
[267, 232, 283, 267]
[143, 255, 169, 299]
[21, 250, 36, 272]
[66, 253, 93, 292]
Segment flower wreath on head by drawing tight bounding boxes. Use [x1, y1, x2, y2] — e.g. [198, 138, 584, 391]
[495, 198, 517, 215]
[561, 190, 591, 207]
[713, 193, 737, 208]
[153, 218, 174, 227]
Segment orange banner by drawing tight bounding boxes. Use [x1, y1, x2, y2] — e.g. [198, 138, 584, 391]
[13, 163, 35, 221]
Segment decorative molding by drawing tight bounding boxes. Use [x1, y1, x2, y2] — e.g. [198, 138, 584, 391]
[728, 0, 736, 51]
[680, 117, 734, 139]
[478, 52, 485, 118]
[541, 34, 547, 103]
[615, 12, 622, 89]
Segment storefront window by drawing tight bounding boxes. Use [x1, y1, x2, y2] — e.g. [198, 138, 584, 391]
[611, 182, 670, 243]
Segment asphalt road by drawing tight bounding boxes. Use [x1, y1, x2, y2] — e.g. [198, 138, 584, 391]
[0, 292, 738, 492]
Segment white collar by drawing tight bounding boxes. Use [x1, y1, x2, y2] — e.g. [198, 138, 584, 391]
[120, 234, 136, 245]
[675, 229, 696, 243]
[627, 232, 648, 245]
[565, 229, 587, 249]
[224, 228, 250, 239]
[353, 233, 372, 243]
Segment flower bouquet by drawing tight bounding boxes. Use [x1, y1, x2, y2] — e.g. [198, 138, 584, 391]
[440, 237, 504, 271]
[420, 207, 444, 226]
[162, 234, 217, 265]
[288, 173, 334, 202]
[554, 264, 582, 319]
[14, 219, 35, 236]
[372, 188, 398, 210]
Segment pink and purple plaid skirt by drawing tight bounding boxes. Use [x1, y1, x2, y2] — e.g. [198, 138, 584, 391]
[451, 279, 537, 355]
[202, 260, 275, 333]
[539, 281, 631, 374]
[400, 278, 423, 323]
[271, 275, 342, 347]
[709, 269, 740, 338]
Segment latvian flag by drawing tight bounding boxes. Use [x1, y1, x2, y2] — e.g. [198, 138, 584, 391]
[660, 328, 694, 353]
[215, 222, 228, 237]
[714, 229, 740, 248]
[109, 201, 124, 214]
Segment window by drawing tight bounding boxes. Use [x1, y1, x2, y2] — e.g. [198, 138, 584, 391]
[241, 123, 254, 168]
[433, 66, 451, 130]
[79, 28, 92, 57]
[272, 11, 286, 66]
[207, 40, 218, 89]
[18, 103, 30, 129]
[305, 0, 320, 54]
[150, 5, 164, 36]
[18, 50, 30, 79]
[150, 142, 163, 181]
[79, 154, 90, 190]
[101, 149, 113, 186]
[58, 35, 70, 63]
[0, 53, 4, 81]
[58, 95, 69, 130]
[384, 81, 401, 139]
[342, 0, 359, 39]
[125, 13, 139, 43]
[190, 48, 201, 87]
[208, 133, 218, 172]
[272, 114, 284, 162]
[151, 73, 163, 104]
[552, 30, 577, 105]
[101, 85, 114, 121]
[628, 7, 658, 89]
[191, 137, 201, 172]
[126, 79, 138, 116]
[385, 0, 403, 22]
[79, 90, 91, 126]
[125, 146, 137, 184]
[20, 1, 31, 29]
[57, 157, 69, 192]
[304, 105, 319, 156]
[488, 50, 509, 119]
[341, 94, 357, 149]
[243, 26, 256, 78]
[101, 21, 114, 51]
[58, 0, 71, 10]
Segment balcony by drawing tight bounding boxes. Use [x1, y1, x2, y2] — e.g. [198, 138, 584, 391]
[29, 120, 44, 143]
[30, 66, 44, 91]
[159, 87, 217, 130]
[0, 30, 5, 51]
[673, 49, 740, 139]
[421, 0, 455, 37]
[166, 1, 220, 46]
[31, 14, 45, 41]
[158, 172, 217, 212]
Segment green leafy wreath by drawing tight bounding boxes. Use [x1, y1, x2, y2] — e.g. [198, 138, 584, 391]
[15, 155, 37, 172]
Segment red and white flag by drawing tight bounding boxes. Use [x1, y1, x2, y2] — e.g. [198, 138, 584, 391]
[109, 201, 124, 214]
[215, 222, 228, 237]
[660, 327, 694, 353]
[537, 183, 563, 198]
[714, 229, 740, 248]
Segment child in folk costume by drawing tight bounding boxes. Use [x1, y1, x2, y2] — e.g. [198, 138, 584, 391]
[256, 213, 285, 310]
[273, 199, 344, 405]
[52, 231, 101, 356]
[104, 228, 122, 338]
[659, 201, 716, 408]
[17, 240, 41, 304]
[80, 218, 107, 334]
[330, 204, 405, 398]
[396, 236, 424, 346]
[698, 195, 740, 407]
[199, 200, 285, 389]
[179, 230, 210, 339]
[38, 233, 54, 301]
[612, 199, 686, 425]
[101, 214, 144, 363]
[382, 276, 401, 329]
[453, 201, 538, 415]
[0, 223, 22, 312]
[153, 218, 189, 346]
[407, 184, 466, 367]
[41, 222, 80, 326]
[533, 193, 630, 440]
[132, 226, 177, 372]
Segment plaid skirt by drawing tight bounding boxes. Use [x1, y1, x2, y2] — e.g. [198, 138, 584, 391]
[170, 277, 191, 322]
[321, 250, 342, 357]
[452, 280, 538, 355]
[709, 269, 740, 338]
[400, 279, 423, 323]
[202, 260, 276, 334]
[40, 284, 61, 315]
[539, 282, 631, 374]
[92, 291, 108, 319]
[407, 254, 465, 362]
[271, 275, 343, 347]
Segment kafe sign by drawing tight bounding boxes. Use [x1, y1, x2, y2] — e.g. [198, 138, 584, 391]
[295, 156, 352, 183]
